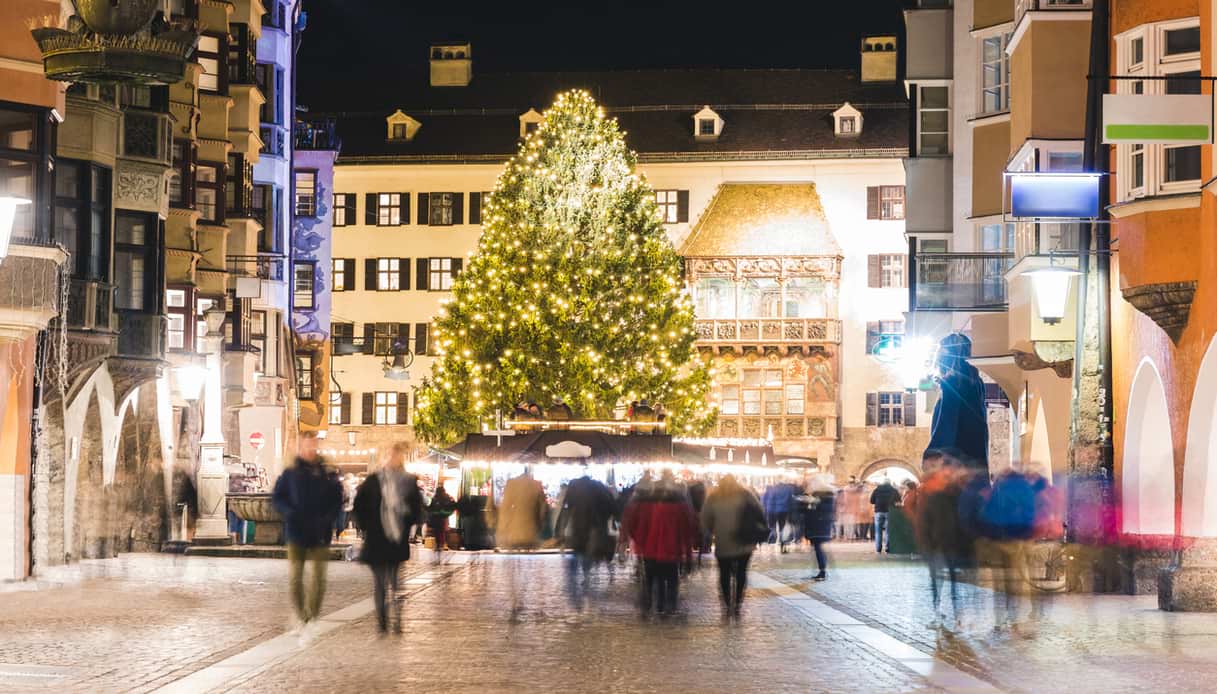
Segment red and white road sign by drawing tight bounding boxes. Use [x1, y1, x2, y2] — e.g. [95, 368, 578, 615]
[248, 431, 265, 451]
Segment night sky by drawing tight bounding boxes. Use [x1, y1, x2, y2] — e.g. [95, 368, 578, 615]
[296, 0, 908, 111]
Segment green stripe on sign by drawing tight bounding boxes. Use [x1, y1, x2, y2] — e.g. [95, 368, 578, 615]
[1105, 124, 1211, 141]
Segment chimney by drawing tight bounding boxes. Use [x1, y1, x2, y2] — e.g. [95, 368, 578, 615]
[429, 43, 472, 87]
[860, 35, 898, 83]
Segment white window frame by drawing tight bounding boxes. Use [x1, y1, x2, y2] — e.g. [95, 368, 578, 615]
[332, 193, 348, 226]
[916, 83, 951, 156]
[979, 32, 1012, 115]
[1115, 18, 1202, 202]
[879, 254, 905, 288]
[329, 391, 343, 425]
[377, 193, 400, 226]
[167, 313, 185, 350]
[374, 391, 397, 425]
[655, 190, 679, 223]
[720, 384, 740, 415]
[428, 192, 455, 226]
[376, 258, 400, 291]
[878, 392, 904, 426]
[428, 257, 454, 291]
[293, 262, 315, 309]
[294, 171, 316, 217]
[332, 258, 346, 291]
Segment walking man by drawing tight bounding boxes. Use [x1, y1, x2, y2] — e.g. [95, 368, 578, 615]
[272, 432, 343, 640]
[353, 442, 423, 635]
[870, 477, 902, 553]
[701, 475, 766, 618]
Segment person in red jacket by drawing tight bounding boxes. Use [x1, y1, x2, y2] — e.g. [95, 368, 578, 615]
[624, 470, 698, 617]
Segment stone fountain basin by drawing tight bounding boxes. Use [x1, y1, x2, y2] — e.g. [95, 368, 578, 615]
[227, 493, 283, 545]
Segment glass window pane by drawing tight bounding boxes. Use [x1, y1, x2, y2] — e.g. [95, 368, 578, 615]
[921, 86, 948, 109]
[0, 111, 36, 150]
[1166, 70, 1202, 95]
[1165, 146, 1201, 182]
[1165, 27, 1200, 55]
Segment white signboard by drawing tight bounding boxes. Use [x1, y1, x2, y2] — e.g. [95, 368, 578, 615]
[1102, 94, 1212, 144]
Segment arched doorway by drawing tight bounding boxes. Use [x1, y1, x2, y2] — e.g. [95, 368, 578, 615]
[1123, 358, 1175, 535]
[1183, 336, 1217, 536]
[859, 458, 920, 485]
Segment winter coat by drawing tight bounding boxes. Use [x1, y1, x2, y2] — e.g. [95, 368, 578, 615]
[496, 475, 548, 549]
[870, 483, 901, 514]
[801, 491, 837, 540]
[556, 476, 617, 559]
[916, 468, 973, 561]
[699, 486, 764, 559]
[982, 472, 1036, 541]
[272, 457, 343, 548]
[625, 489, 698, 563]
[427, 491, 457, 529]
[353, 471, 423, 565]
[925, 334, 990, 471]
[762, 483, 797, 517]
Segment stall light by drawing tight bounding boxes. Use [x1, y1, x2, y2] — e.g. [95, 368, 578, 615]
[0, 196, 31, 263]
[1025, 265, 1080, 325]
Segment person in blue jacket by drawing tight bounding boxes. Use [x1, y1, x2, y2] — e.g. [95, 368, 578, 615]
[762, 482, 797, 553]
[272, 432, 343, 640]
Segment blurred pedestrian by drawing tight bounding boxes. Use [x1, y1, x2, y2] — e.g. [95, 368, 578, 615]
[426, 485, 457, 562]
[762, 482, 796, 552]
[498, 468, 549, 619]
[556, 470, 617, 605]
[701, 475, 766, 617]
[687, 479, 709, 564]
[271, 432, 343, 641]
[625, 470, 698, 618]
[800, 477, 837, 581]
[353, 443, 423, 635]
[870, 477, 902, 553]
[916, 455, 972, 625]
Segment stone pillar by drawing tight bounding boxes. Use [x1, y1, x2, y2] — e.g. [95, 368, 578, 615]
[1160, 539, 1217, 611]
[194, 334, 230, 545]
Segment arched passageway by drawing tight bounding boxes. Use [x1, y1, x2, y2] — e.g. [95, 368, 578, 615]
[1122, 358, 1175, 535]
[1183, 336, 1217, 536]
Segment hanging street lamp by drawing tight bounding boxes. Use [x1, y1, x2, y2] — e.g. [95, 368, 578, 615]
[1025, 264, 1081, 325]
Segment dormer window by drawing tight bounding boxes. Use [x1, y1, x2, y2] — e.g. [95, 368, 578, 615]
[519, 108, 543, 138]
[386, 109, 421, 142]
[832, 102, 863, 137]
[693, 105, 724, 141]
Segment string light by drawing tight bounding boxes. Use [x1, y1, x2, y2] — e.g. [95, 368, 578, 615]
[413, 90, 716, 443]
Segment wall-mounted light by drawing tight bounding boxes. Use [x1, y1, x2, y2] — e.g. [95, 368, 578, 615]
[347, 430, 357, 447]
[204, 306, 227, 336]
[175, 365, 207, 401]
[0, 196, 32, 263]
[1025, 265, 1081, 325]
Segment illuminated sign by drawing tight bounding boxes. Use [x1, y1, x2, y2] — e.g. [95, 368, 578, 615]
[1008, 173, 1101, 220]
[1102, 94, 1212, 145]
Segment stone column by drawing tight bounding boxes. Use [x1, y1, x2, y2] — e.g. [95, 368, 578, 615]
[194, 328, 230, 545]
[1160, 539, 1217, 611]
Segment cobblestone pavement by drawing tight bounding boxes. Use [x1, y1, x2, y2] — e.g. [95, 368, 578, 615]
[762, 542, 1217, 694]
[6, 545, 1217, 693]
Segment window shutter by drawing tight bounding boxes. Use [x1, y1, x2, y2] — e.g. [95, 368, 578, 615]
[361, 324, 375, 354]
[451, 257, 463, 277]
[344, 258, 356, 290]
[677, 190, 690, 223]
[866, 392, 878, 426]
[364, 258, 377, 290]
[398, 257, 410, 290]
[401, 192, 410, 225]
[414, 322, 428, 356]
[469, 192, 482, 224]
[396, 392, 409, 424]
[452, 192, 464, 224]
[865, 322, 880, 354]
[340, 392, 351, 425]
[867, 255, 881, 288]
[903, 392, 917, 427]
[416, 258, 428, 290]
[417, 193, 429, 225]
[361, 392, 374, 425]
[866, 187, 880, 219]
[365, 193, 377, 225]
[396, 322, 409, 351]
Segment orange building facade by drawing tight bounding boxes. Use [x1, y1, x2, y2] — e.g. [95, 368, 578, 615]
[1108, 0, 1217, 609]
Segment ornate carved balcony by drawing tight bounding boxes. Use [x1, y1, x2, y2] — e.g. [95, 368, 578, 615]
[65, 279, 116, 332]
[694, 318, 841, 349]
[717, 415, 830, 440]
[116, 311, 166, 359]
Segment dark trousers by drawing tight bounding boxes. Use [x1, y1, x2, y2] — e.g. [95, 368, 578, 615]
[716, 553, 752, 608]
[371, 562, 402, 633]
[811, 539, 827, 574]
[641, 559, 679, 614]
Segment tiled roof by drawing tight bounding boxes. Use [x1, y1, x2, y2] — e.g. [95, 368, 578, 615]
[679, 184, 841, 257]
[320, 69, 908, 164]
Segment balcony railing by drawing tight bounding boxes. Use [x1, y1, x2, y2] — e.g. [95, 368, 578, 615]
[66, 279, 116, 331]
[1016, 0, 1091, 25]
[120, 110, 172, 164]
[226, 254, 285, 282]
[260, 125, 286, 156]
[911, 253, 1014, 311]
[717, 415, 830, 440]
[294, 118, 341, 151]
[693, 318, 842, 344]
[1014, 223, 1081, 264]
[116, 312, 166, 358]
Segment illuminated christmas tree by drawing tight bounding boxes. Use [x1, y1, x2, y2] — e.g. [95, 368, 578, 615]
[413, 89, 716, 443]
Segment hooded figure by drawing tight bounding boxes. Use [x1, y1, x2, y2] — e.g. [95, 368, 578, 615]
[924, 333, 989, 473]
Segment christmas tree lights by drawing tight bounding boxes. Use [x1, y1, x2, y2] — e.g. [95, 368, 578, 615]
[413, 90, 716, 444]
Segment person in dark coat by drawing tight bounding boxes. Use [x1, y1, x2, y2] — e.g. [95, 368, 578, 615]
[556, 472, 617, 603]
[870, 479, 902, 553]
[271, 432, 343, 636]
[624, 471, 698, 617]
[916, 454, 974, 622]
[924, 333, 990, 473]
[426, 486, 457, 562]
[353, 442, 424, 634]
[800, 479, 837, 581]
